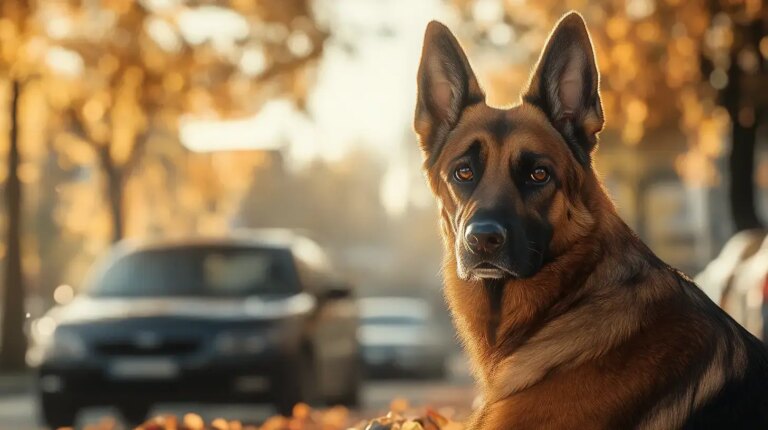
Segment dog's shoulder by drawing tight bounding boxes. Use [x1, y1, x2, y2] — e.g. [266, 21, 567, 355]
[683, 333, 768, 428]
[667, 270, 768, 428]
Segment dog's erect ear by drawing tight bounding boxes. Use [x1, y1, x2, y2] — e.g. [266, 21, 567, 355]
[415, 21, 484, 160]
[523, 12, 603, 165]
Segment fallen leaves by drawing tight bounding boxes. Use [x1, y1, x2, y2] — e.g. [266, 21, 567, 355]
[352, 409, 463, 430]
[60, 400, 465, 430]
[52, 395, 466, 430]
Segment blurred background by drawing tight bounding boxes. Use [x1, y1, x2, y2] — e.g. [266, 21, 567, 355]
[0, 0, 766, 428]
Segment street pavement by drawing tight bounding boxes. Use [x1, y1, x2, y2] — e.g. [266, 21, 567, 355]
[0, 379, 476, 429]
[0, 357, 476, 429]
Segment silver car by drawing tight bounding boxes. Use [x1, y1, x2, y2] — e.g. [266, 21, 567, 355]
[358, 297, 450, 379]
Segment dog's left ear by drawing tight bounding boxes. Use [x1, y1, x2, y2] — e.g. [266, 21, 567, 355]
[523, 12, 604, 165]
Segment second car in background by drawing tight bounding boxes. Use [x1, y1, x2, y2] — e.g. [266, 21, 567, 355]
[358, 297, 451, 379]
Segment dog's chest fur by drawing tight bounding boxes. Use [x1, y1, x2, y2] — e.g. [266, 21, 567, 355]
[443, 223, 767, 429]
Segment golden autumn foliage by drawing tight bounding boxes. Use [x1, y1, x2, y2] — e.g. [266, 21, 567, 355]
[28, 0, 328, 242]
[0, 1, 330, 360]
[449, 0, 766, 186]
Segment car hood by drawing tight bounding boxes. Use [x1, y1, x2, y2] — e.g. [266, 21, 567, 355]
[359, 324, 435, 347]
[47, 293, 316, 325]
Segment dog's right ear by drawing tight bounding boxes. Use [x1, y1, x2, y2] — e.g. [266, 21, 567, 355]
[414, 21, 484, 159]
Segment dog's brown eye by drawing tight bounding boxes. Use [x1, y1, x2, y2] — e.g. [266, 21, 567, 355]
[530, 167, 550, 184]
[454, 164, 474, 182]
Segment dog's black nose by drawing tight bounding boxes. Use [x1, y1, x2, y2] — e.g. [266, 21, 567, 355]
[465, 222, 506, 255]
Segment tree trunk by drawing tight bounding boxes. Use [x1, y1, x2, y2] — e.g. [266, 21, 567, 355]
[1, 79, 28, 372]
[35, 147, 74, 309]
[99, 147, 125, 243]
[721, 16, 765, 232]
[727, 115, 763, 231]
[108, 170, 125, 243]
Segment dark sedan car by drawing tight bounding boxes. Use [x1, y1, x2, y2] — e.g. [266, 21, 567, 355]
[29, 232, 360, 428]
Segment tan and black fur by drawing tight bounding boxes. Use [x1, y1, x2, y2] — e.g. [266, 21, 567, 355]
[414, 12, 768, 429]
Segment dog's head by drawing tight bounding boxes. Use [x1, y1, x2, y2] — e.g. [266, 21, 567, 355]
[415, 12, 602, 281]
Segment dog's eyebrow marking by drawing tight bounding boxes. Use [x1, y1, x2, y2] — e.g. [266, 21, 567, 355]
[517, 150, 554, 167]
[465, 139, 481, 156]
[450, 139, 483, 165]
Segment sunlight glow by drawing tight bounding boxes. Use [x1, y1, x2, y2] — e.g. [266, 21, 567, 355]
[180, 0, 445, 212]
[179, 100, 312, 155]
[45, 46, 84, 76]
[145, 16, 182, 53]
[53, 284, 75, 305]
[178, 6, 249, 48]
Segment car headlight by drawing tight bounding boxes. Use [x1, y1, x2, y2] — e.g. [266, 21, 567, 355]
[42, 330, 87, 361]
[27, 318, 87, 366]
[213, 328, 277, 356]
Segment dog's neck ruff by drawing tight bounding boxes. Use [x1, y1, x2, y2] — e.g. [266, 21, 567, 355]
[444, 209, 646, 400]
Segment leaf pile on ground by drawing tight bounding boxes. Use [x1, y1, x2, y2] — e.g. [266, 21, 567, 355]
[60, 399, 465, 430]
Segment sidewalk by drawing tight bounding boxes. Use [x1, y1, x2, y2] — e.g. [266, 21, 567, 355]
[0, 372, 32, 396]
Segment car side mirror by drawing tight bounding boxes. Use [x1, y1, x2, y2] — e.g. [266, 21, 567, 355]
[321, 282, 352, 300]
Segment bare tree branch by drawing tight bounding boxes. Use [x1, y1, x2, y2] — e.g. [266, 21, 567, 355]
[63, 106, 99, 150]
[123, 129, 150, 176]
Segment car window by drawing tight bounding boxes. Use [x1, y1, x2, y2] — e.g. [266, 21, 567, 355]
[204, 253, 275, 294]
[89, 246, 300, 298]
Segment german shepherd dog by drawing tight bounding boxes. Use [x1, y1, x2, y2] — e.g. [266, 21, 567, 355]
[414, 12, 768, 429]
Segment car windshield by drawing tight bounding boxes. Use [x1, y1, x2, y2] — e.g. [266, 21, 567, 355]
[89, 246, 299, 298]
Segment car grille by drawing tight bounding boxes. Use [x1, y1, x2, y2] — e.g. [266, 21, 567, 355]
[94, 339, 201, 356]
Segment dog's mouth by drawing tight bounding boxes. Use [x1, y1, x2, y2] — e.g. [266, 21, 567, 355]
[470, 262, 519, 280]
